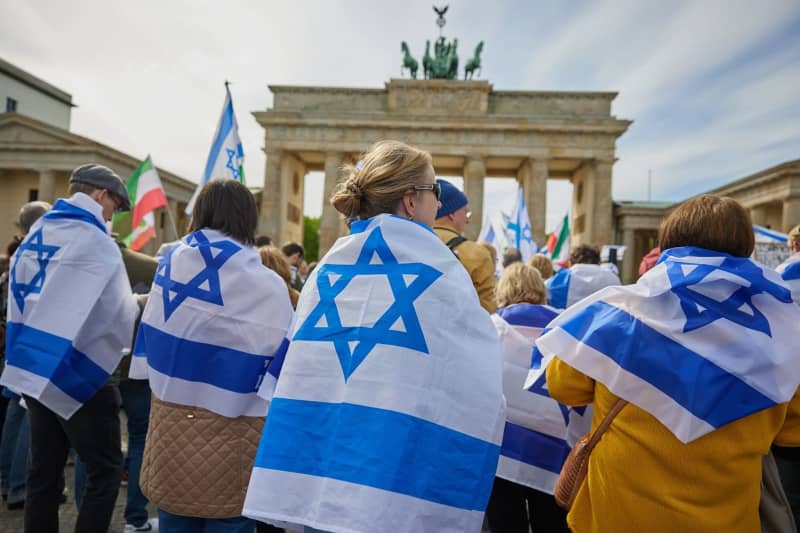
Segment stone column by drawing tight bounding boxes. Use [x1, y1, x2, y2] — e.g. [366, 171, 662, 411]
[750, 205, 768, 227]
[520, 158, 548, 247]
[463, 156, 486, 241]
[621, 228, 636, 284]
[319, 152, 344, 257]
[584, 160, 614, 246]
[258, 149, 284, 240]
[783, 197, 800, 233]
[38, 169, 56, 203]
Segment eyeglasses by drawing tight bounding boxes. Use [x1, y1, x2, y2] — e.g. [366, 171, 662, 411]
[103, 190, 123, 212]
[412, 182, 441, 200]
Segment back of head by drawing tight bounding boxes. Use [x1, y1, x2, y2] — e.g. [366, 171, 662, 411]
[659, 195, 754, 257]
[497, 262, 546, 308]
[255, 235, 273, 247]
[189, 179, 258, 245]
[528, 253, 554, 280]
[788, 225, 800, 248]
[68, 163, 131, 211]
[570, 245, 600, 265]
[502, 247, 522, 268]
[18, 201, 52, 234]
[259, 246, 292, 285]
[281, 242, 304, 260]
[330, 140, 432, 221]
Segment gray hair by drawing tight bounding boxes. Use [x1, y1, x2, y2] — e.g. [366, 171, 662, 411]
[18, 201, 52, 234]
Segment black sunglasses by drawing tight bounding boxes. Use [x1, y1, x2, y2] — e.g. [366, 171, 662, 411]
[412, 183, 441, 200]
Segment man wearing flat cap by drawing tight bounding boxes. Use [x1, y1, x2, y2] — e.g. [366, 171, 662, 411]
[433, 179, 497, 313]
[1, 163, 142, 532]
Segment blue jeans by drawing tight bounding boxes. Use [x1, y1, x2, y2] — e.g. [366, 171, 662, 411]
[0, 394, 28, 504]
[158, 509, 254, 533]
[75, 380, 152, 526]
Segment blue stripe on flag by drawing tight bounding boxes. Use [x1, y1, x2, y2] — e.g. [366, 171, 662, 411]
[266, 338, 290, 380]
[546, 269, 570, 309]
[255, 398, 500, 511]
[201, 98, 235, 184]
[500, 421, 569, 474]
[5, 322, 109, 403]
[496, 303, 557, 329]
[783, 261, 800, 281]
[44, 200, 107, 234]
[135, 323, 271, 394]
[560, 300, 776, 428]
[754, 225, 787, 242]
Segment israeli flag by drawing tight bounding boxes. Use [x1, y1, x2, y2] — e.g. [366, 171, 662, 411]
[185, 84, 245, 214]
[130, 229, 293, 418]
[1, 194, 138, 419]
[505, 188, 537, 261]
[526, 246, 800, 443]
[546, 263, 621, 309]
[776, 255, 800, 305]
[244, 214, 505, 533]
[492, 304, 591, 494]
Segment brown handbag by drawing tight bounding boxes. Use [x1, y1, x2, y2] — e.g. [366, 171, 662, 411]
[554, 399, 627, 510]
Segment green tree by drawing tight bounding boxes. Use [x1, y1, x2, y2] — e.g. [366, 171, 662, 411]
[303, 216, 320, 263]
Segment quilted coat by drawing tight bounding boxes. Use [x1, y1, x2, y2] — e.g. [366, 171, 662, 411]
[139, 395, 264, 518]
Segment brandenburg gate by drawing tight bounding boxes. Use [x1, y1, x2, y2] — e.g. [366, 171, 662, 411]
[255, 79, 630, 255]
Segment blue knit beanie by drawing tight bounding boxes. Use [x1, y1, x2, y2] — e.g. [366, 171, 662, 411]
[436, 179, 469, 219]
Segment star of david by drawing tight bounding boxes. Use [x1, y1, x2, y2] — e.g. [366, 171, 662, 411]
[293, 227, 443, 381]
[225, 148, 241, 180]
[666, 258, 792, 336]
[153, 231, 240, 321]
[507, 215, 533, 249]
[9, 228, 60, 313]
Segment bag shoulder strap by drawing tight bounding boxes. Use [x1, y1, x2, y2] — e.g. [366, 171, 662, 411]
[445, 235, 467, 251]
[585, 398, 627, 451]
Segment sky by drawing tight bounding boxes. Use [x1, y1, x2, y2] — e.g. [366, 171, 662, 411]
[2, 0, 799, 235]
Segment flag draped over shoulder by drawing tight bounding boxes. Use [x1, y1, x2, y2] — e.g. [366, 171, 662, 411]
[1, 193, 138, 419]
[130, 228, 293, 418]
[526, 246, 800, 444]
[546, 263, 621, 309]
[244, 214, 505, 533]
[776, 254, 800, 305]
[505, 188, 537, 260]
[492, 304, 591, 494]
[185, 85, 245, 214]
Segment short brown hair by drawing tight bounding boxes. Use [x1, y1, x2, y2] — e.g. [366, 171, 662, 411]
[497, 262, 546, 308]
[570, 245, 600, 265]
[659, 195, 754, 257]
[330, 140, 433, 220]
[528, 253, 554, 280]
[189, 179, 258, 245]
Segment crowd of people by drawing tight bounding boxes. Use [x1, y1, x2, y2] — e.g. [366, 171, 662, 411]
[0, 139, 799, 533]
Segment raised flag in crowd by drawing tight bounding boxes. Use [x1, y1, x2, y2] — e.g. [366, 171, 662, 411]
[115, 156, 168, 251]
[776, 253, 800, 305]
[505, 188, 537, 261]
[186, 84, 246, 214]
[526, 246, 800, 444]
[545, 212, 570, 263]
[130, 228, 293, 418]
[492, 304, 591, 494]
[244, 214, 505, 533]
[1, 194, 138, 419]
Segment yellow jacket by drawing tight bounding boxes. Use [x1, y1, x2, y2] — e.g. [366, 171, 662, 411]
[434, 224, 496, 313]
[547, 356, 800, 533]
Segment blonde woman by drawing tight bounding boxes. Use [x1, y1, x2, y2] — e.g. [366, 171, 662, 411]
[528, 253, 554, 280]
[488, 263, 584, 533]
[244, 141, 505, 533]
[258, 245, 300, 309]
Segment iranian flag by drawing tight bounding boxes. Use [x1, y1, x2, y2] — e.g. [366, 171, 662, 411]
[124, 156, 168, 251]
[545, 212, 570, 262]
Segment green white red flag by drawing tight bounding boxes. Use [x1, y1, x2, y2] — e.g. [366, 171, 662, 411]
[545, 212, 570, 262]
[122, 156, 168, 251]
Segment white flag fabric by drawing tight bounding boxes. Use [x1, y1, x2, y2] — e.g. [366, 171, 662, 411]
[546, 263, 621, 309]
[244, 214, 505, 533]
[130, 228, 292, 418]
[492, 304, 591, 494]
[505, 188, 538, 261]
[526, 246, 800, 444]
[1, 193, 138, 419]
[776, 254, 800, 305]
[185, 85, 245, 214]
